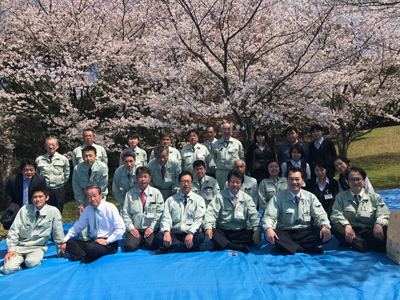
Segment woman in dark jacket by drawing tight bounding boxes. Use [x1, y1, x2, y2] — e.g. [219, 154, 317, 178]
[245, 127, 275, 184]
[305, 160, 339, 218]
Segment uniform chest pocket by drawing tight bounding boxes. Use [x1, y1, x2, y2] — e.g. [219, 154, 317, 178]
[343, 206, 357, 220]
[220, 206, 234, 219]
[129, 201, 142, 214]
[53, 164, 64, 174]
[282, 208, 295, 224]
[170, 204, 181, 223]
[183, 153, 193, 159]
[91, 176, 100, 182]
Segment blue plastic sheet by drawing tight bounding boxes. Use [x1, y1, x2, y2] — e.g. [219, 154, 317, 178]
[1, 189, 399, 300]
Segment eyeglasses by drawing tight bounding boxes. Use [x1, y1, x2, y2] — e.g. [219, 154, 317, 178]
[349, 177, 363, 183]
[180, 180, 192, 184]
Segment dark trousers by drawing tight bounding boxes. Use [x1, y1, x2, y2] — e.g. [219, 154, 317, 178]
[274, 229, 329, 255]
[66, 239, 118, 263]
[211, 228, 254, 250]
[155, 231, 205, 252]
[331, 224, 387, 253]
[49, 186, 65, 213]
[124, 229, 158, 252]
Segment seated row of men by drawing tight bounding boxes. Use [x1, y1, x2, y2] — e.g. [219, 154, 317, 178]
[1, 164, 390, 275]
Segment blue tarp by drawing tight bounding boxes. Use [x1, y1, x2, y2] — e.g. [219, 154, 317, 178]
[1, 189, 399, 300]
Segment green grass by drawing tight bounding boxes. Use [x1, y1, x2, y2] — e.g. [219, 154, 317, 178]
[345, 126, 400, 191]
[1, 125, 399, 240]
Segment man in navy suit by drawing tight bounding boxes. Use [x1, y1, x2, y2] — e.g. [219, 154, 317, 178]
[3, 159, 46, 227]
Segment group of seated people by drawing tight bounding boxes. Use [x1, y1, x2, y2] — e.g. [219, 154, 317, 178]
[0, 123, 391, 275]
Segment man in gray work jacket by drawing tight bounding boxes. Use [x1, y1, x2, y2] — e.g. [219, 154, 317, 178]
[1, 186, 64, 275]
[72, 146, 108, 240]
[330, 167, 390, 253]
[203, 169, 261, 254]
[213, 122, 244, 189]
[36, 137, 70, 213]
[155, 171, 205, 254]
[263, 166, 331, 255]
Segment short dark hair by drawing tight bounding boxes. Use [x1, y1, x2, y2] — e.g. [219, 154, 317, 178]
[310, 124, 324, 133]
[122, 149, 136, 160]
[227, 169, 244, 184]
[205, 125, 215, 132]
[179, 170, 193, 182]
[193, 160, 206, 169]
[314, 160, 328, 171]
[266, 159, 282, 178]
[31, 186, 50, 198]
[187, 130, 199, 138]
[136, 166, 151, 177]
[159, 132, 171, 140]
[20, 158, 37, 172]
[254, 127, 269, 143]
[82, 145, 97, 155]
[287, 166, 306, 180]
[333, 155, 350, 166]
[154, 145, 168, 155]
[289, 143, 304, 159]
[85, 184, 102, 195]
[83, 128, 94, 135]
[127, 132, 140, 140]
[345, 166, 367, 181]
[284, 126, 298, 136]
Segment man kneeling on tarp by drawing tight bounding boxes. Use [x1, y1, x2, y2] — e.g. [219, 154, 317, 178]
[2, 186, 64, 275]
[155, 171, 206, 254]
[203, 169, 261, 254]
[61, 184, 125, 263]
[330, 167, 390, 253]
[262, 166, 331, 255]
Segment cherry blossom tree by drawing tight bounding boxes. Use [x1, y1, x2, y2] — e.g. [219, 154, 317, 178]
[138, 0, 400, 150]
[302, 3, 400, 155]
[0, 0, 399, 196]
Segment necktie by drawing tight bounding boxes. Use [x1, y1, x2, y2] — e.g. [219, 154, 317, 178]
[35, 211, 40, 220]
[93, 208, 99, 240]
[354, 194, 361, 205]
[127, 172, 131, 180]
[141, 190, 146, 211]
[294, 195, 300, 205]
[232, 195, 237, 207]
[199, 179, 203, 190]
[224, 140, 229, 147]
[49, 155, 53, 163]
[161, 165, 166, 179]
[88, 168, 92, 178]
[191, 146, 195, 152]
[183, 195, 188, 207]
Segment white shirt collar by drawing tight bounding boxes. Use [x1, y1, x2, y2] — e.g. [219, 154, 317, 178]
[350, 189, 364, 198]
[289, 190, 301, 198]
[228, 190, 239, 198]
[315, 137, 324, 145]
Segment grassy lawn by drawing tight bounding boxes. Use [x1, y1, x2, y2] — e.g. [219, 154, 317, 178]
[1, 125, 399, 240]
[346, 126, 400, 191]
